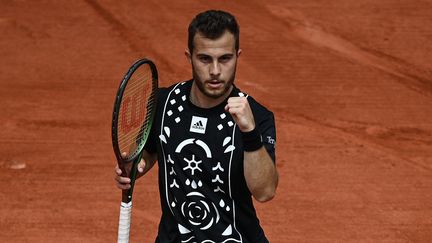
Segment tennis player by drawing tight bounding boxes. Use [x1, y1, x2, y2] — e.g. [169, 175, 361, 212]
[115, 9, 278, 242]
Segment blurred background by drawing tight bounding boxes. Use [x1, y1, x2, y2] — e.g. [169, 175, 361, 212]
[1, 0, 431, 242]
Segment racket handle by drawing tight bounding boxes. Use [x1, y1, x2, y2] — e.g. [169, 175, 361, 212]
[117, 201, 133, 243]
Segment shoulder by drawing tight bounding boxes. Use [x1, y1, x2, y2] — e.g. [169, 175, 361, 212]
[241, 90, 277, 161]
[232, 85, 275, 127]
[232, 85, 274, 118]
[157, 82, 183, 97]
[230, 85, 274, 123]
[157, 80, 192, 102]
[247, 95, 274, 119]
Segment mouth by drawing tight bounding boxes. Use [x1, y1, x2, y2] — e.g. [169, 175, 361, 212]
[206, 80, 224, 89]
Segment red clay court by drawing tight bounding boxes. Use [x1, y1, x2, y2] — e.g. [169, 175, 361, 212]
[1, 1, 431, 242]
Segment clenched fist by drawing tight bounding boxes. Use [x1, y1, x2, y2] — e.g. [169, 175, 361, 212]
[224, 97, 255, 132]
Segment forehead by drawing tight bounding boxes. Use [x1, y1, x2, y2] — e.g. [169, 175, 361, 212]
[193, 31, 236, 55]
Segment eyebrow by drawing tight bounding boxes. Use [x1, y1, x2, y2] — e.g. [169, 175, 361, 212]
[219, 54, 234, 58]
[196, 53, 211, 57]
[196, 53, 234, 58]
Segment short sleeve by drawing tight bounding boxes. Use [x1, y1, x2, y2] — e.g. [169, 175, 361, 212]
[257, 112, 276, 163]
[247, 95, 277, 162]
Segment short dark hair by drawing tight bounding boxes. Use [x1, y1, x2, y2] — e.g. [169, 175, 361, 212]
[188, 10, 240, 53]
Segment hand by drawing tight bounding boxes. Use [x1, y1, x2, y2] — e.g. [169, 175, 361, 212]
[114, 152, 147, 190]
[225, 97, 255, 132]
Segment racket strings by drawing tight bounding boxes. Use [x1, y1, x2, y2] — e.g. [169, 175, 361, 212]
[117, 98, 155, 142]
[117, 66, 156, 156]
[117, 100, 154, 150]
[119, 101, 152, 147]
[120, 72, 152, 101]
[118, 92, 155, 135]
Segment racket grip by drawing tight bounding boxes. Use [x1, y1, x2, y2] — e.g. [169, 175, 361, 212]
[117, 201, 133, 243]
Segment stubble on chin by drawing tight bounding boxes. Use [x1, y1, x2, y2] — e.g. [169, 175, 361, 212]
[197, 81, 232, 99]
[192, 70, 236, 100]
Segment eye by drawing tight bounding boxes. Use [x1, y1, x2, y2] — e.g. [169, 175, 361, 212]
[219, 55, 233, 63]
[197, 55, 212, 63]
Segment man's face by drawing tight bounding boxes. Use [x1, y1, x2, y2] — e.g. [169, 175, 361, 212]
[186, 31, 241, 99]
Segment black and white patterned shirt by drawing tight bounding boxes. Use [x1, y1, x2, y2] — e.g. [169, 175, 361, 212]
[145, 80, 276, 243]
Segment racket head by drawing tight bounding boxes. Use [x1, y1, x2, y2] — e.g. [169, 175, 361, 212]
[112, 59, 158, 164]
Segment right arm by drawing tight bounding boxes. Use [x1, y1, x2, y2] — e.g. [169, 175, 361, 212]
[114, 150, 157, 190]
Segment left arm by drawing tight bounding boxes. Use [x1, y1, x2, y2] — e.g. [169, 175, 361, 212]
[225, 97, 278, 202]
[243, 146, 278, 202]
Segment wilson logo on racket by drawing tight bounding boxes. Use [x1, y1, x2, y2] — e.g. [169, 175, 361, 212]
[120, 87, 148, 134]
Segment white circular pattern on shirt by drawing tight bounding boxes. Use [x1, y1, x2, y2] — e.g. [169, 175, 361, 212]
[181, 191, 220, 231]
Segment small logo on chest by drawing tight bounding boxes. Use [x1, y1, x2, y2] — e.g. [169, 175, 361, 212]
[190, 116, 208, 134]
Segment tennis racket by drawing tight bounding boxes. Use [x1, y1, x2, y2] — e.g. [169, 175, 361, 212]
[111, 58, 158, 243]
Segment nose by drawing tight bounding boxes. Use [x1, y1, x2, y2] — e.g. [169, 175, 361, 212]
[209, 61, 221, 76]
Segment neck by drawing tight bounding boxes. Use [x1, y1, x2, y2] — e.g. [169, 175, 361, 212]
[190, 82, 233, 108]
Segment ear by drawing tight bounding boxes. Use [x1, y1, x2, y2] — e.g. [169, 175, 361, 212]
[236, 49, 242, 58]
[185, 49, 192, 63]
